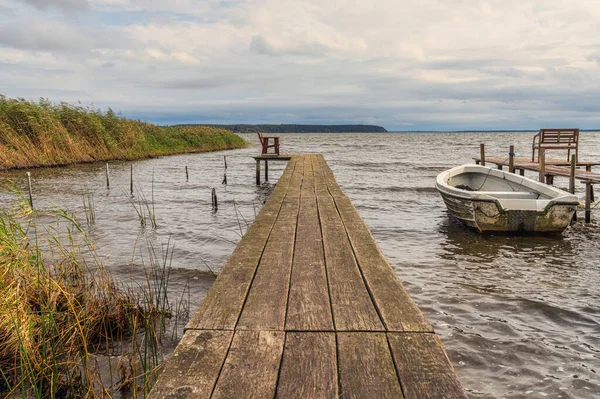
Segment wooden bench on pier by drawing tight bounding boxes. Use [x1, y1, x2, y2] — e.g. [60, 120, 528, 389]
[532, 128, 579, 162]
[150, 154, 467, 399]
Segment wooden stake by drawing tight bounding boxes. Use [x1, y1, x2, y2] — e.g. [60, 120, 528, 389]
[480, 143, 486, 166]
[211, 188, 218, 210]
[105, 163, 110, 189]
[130, 164, 134, 196]
[256, 159, 260, 185]
[509, 145, 515, 173]
[539, 148, 546, 183]
[519, 169, 525, 176]
[26, 172, 33, 208]
[585, 182, 592, 223]
[569, 154, 576, 194]
[222, 156, 228, 185]
[186, 166, 189, 182]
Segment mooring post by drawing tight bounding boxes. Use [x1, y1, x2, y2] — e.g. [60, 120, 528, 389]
[256, 159, 261, 185]
[26, 172, 33, 208]
[509, 145, 515, 173]
[222, 156, 228, 185]
[480, 143, 486, 166]
[539, 148, 546, 183]
[212, 188, 218, 211]
[186, 166, 189, 182]
[130, 164, 134, 196]
[265, 160, 269, 181]
[585, 182, 592, 223]
[105, 163, 110, 189]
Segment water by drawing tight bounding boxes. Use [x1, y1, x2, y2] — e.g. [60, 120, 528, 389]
[1, 132, 599, 398]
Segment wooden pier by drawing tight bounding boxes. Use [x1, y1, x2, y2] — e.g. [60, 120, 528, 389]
[150, 154, 466, 399]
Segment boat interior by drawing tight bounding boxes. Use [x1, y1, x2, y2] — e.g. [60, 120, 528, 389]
[448, 172, 551, 200]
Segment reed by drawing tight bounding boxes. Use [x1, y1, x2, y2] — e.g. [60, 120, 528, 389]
[0, 189, 189, 397]
[0, 96, 248, 170]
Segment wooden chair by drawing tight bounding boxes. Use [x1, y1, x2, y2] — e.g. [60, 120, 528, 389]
[257, 132, 280, 155]
[532, 128, 579, 162]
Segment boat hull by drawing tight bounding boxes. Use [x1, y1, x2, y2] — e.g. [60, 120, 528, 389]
[439, 191, 576, 233]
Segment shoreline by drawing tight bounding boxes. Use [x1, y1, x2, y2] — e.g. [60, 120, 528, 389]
[0, 141, 249, 173]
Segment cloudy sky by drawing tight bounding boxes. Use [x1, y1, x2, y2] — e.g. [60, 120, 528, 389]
[1, 0, 599, 130]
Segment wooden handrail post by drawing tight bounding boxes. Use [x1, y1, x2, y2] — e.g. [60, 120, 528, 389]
[509, 145, 515, 173]
[480, 143, 486, 166]
[569, 154, 576, 194]
[540, 149, 546, 183]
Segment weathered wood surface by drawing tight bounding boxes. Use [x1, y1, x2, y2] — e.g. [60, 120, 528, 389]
[286, 156, 334, 331]
[338, 332, 404, 398]
[150, 154, 466, 399]
[388, 333, 468, 399]
[276, 332, 338, 398]
[211, 331, 285, 399]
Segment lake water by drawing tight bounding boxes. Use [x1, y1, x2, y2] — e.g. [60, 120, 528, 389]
[1, 132, 599, 398]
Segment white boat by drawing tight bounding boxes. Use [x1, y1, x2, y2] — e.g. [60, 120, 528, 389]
[436, 164, 579, 233]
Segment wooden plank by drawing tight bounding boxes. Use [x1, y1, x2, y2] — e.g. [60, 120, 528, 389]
[276, 332, 338, 398]
[313, 157, 383, 331]
[337, 332, 404, 399]
[186, 157, 298, 330]
[314, 155, 431, 332]
[212, 331, 285, 399]
[236, 159, 303, 330]
[149, 330, 233, 399]
[286, 156, 334, 331]
[387, 333, 467, 399]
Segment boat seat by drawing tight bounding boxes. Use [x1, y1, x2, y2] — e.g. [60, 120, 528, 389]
[477, 191, 541, 200]
[496, 199, 552, 212]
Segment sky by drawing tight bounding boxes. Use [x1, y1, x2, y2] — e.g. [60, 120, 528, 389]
[1, 0, 600, 131]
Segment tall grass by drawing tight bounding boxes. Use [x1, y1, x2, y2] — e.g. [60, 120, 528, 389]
[0, 191, 189, 398]
[0, 96, 248, 170]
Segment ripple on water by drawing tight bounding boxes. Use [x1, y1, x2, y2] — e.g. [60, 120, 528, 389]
[1, 132, 599, 397]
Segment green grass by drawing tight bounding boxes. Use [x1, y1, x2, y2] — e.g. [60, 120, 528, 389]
[0, 95, 248, 170]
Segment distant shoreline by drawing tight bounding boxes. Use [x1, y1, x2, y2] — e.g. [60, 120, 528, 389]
[177, 124, 388, 133]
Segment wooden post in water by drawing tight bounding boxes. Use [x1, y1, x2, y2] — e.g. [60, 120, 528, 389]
[569, 154, 576, 194]
[585, 182, 592, 223]
[480, 143, 486, 166]
[538, 148, 546, 183]
[185, 166, 189, 182]
[26, 172, 33, 208]
[519, 169, 525, 176]
[211, 188, 218, 211]
[130, 164, 134, 196]
[256, 159, 261, 185]
[222, 156, 228, 185]
[105, 163, 110, 189]
[509, 145, 515, 173]
[264, 160, 269, 181]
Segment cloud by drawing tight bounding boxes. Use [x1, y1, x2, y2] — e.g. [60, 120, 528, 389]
[0, 19, 91, 51]
[1, 0, 600, 130]
[23, 0, 91, 13]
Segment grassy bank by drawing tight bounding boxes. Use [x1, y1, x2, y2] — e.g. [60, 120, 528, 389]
[0, 96, 247, 170]
[0, 193, 187, 397]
